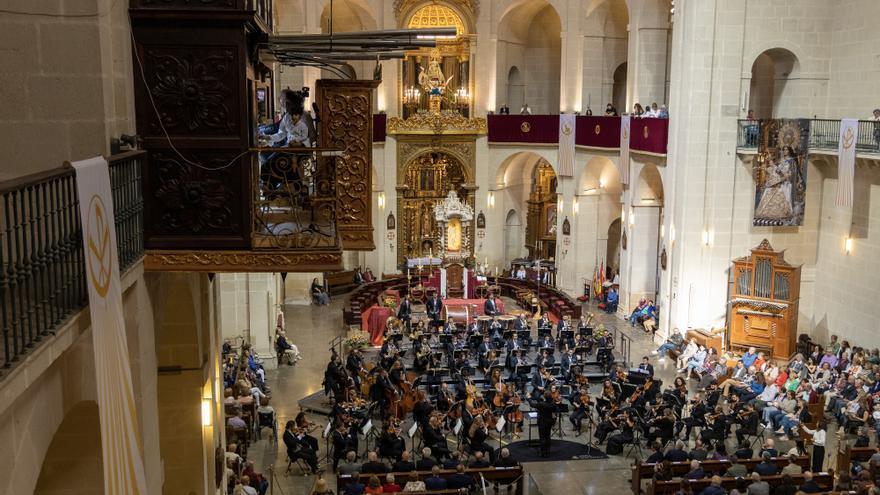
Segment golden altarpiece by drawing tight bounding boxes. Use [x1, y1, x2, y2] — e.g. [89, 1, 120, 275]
[389, 0, 486, 290]
[525, 161, 558, 260]
[728, 239, 801, 360]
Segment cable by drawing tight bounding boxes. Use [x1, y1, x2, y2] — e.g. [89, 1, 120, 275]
[0, 0, 119, 18]
[130, 30, 250, 171]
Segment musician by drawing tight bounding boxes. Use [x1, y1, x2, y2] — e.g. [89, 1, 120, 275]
[560, 349, 575, 382]
[323, 355, 347, 400]
[481, 350, 500, 376]
[556, 315, 572, 341]
[514, 314, 530, 332]
[468, 415, 495, 462]
[435, 383, 452, 414]
[413, 335, 430, 370]
[638, 356, 655, 378]
[378, 423, 406, 462]
[346, 349, 365, 385]
[531, 391, 558, 457]
[412, 394, 434, 427]
[442, 316, 458, 334]
[452, 348, 470, 373]
[537, 314, 552, 337]
[294, 411, 320, 451]
[330, 420, 355, 470]
[484, 294, 500, 316]
[735, 403, 760, 444]
[375, 369, 396, 411]
[605, 410, 635, 455]
[530, 366, 550, 399]
[536, 349, 555, 369]
[397, 295, 413, 332]
[422, 415, 450, 459]
[378, 339, 398, 369]
[577, 314, 592, 336]
[477, 335, 491, 360]
[700, 405, 728, 445]
[645, 407, 675, 445]
[426, 293, 443, 327]
[538, 334, 554, 351]
[505, 334, 523, 370]
[389, 360, 405, 389]
[676, 393, 708, 439]
[489, 317, 505, 347]
[467, 318, 481, 336]
[568, 386, 591, 435]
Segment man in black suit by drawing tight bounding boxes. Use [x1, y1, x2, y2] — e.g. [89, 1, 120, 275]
[331, 421, 356, 470]
[531, 391, 558, 457]
[447, 464, 476, 490]
[638, 356, 655, 378]
[359, 451, 389, 474]
[426, 294, 443, 328]
[397, 295, 412, 332]
[284, 420, 319, 472]
[416, 447, 438, 470]
[530, 366, 548, 399]
[392, 450, 416, 472]
[484, 294, 499, 316]
[422, 416, 450, 459]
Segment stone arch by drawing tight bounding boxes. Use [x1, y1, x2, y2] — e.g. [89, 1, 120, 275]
[634, 163, 664, 204]
[579, 155, 623, 194]
[35, 401, 103, 494]
[503, 208, 524, 263]
[400, 1, 475, 34]
[497, 0, 562, 114]
[748, 47, 801, 119]
[494, 150, 559, 186]
[506, 66, 524, 114]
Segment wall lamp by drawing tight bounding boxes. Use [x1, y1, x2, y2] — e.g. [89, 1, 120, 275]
[378, 192, 385, 209]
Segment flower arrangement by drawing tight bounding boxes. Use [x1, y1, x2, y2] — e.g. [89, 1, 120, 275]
[344, 333, 369, 350]
[380, 295, 398, 312]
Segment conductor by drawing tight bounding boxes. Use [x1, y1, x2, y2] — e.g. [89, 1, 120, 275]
[531, 391, 558, 457]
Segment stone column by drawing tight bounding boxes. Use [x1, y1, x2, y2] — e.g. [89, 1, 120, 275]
[559, 30, 584, 113]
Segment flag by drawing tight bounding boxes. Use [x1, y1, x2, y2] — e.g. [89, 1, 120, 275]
[619, 115, 631, 184]
[74, 157, 149, 495]
[558, 113, 576, 177]
[835, 118, 858, 207]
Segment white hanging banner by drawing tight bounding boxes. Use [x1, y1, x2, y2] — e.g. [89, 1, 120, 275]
[73, 156, 149, 495]
[558, 114, 576, 177]
[835, 119, 858, 207]
[619, 115, 631, 184]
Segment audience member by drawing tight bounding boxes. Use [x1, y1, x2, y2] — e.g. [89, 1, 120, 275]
[401, 472, 425, 492]
[364, 475, 382, 495]
[424, 466, 447, 490]
[344, 471, 365, 495]
[381, 474, 401, 493]
[338, 451, 361, 475]
[698, 475, 725, 495]
[799, 470, 823, 493]
[447, 464, 476, 490]
[747, 472, 769, 495]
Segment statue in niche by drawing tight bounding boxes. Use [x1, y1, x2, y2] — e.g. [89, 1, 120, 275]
[754, 145, 795, 222]
[447, 218, 462, 252]
[418, 49, 452, 96]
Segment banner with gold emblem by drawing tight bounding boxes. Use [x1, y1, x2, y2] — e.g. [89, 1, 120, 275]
[835, 119, 858, 207]
[619, 115, 631, 184]
[558, 113, 576, 177]
[73, 157, 149, 495]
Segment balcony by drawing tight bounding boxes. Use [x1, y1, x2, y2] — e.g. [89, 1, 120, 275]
[736, 119, 880, 155]
[0, 151, 145, 375]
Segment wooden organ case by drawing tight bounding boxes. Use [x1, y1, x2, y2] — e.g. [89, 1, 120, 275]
[728, 239, 801, 360]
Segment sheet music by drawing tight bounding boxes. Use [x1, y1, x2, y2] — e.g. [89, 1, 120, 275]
[323, 422, 331, 438]
[495, 416, 506, 433]
[408, 421, 418, 438]
[361, 419, 372, 436]
[453, 418, 463, 435]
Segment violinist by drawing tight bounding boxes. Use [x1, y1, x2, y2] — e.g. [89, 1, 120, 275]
[593, 401, 622, 445]
[412, 392, 434, 427]
[378, 422, 406, 461]
[676, 392, 708, 439]
[568, 386, 591, 435]
[330, 420, 356, 470]
[294, 411, 320, 451]
[700, 405, 728, 445]
[734, 403, 759, 444]
[503, 382, 524, 438]
[597, 380, 619, 416]
[346, 349, 365, 387]
[422, 415, 450, 460]
[645, 407, 675, 445]
[468, 415, 495, 462]
[605, 410, 636, 455]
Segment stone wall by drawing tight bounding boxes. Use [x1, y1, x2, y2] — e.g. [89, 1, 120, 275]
[0, 0, 135, 180]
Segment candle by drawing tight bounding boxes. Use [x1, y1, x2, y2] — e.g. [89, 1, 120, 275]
[485, 257, 488, 266]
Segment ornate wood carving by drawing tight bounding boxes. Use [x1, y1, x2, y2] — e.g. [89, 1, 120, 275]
[144, 151, 248, 247]
[317, 80, 379, 250]
[143, 47, 238, 137]
[132, 0, 238, 9]
[144, 250, 343, 272]
[387, 111, 487, 135]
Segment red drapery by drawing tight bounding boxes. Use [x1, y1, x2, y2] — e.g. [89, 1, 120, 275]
[629, 118, 668, 154]
[575, 116, 621, 149]
[487, 115, 559, 144]
[362, 305, 393, 346]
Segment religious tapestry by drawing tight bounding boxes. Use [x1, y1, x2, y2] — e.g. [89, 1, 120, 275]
[753, 119, 810, 226]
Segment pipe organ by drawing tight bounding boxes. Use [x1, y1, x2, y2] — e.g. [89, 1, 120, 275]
[728, 239, 801, 360]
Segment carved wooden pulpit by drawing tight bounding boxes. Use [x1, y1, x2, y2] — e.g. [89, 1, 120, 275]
[728, 239, 801, 360]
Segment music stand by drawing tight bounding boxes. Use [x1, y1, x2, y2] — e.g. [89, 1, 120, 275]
[552, 402, 569, 438]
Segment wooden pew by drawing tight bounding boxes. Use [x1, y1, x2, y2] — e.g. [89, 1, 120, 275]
[325, 269, 358, 295]
[337, 465, 524, 495]
[649, 472, 833, 495]
[631, 456, 810, 494]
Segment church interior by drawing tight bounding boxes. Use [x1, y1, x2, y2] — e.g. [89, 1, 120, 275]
[2, 0, 880, 494]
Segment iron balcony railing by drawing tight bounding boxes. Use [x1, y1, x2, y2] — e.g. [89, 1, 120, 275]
[0, 150, 145, 375]
[737, 118, 880, 154]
